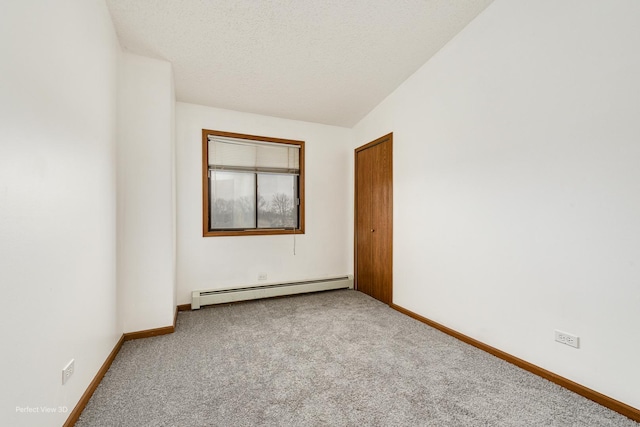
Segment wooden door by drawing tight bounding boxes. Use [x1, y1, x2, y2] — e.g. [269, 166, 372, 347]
[355, 133, 392, 304]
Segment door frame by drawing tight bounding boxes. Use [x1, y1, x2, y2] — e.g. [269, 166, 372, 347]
[354, 132, 393, 304]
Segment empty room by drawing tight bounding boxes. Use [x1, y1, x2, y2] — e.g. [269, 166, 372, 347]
[2, 0, 639, 426]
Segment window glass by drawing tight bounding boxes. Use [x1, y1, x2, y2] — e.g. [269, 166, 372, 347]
[257, 174, 297, 228]
[210, 172, 256, 229]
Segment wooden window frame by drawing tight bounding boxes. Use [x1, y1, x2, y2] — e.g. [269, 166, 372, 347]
[202, 129, 305, 237]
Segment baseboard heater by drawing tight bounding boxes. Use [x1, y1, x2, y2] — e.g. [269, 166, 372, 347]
[191, 275, 354, 310]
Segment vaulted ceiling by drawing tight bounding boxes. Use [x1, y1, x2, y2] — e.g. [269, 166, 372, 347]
[106, 0, 493, 127]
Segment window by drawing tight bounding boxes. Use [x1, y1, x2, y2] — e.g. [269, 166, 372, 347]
[202, 129, 305, 237]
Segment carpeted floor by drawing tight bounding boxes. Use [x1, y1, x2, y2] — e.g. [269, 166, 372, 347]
[76, 290, 638, 426]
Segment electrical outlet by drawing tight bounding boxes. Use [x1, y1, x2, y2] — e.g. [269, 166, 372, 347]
[258, 273, 267, 281]
[62, 359, 75, 385]
[555, 330, 579, 348]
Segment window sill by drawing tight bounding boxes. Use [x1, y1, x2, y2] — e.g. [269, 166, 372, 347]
[203, 228, 305, 237]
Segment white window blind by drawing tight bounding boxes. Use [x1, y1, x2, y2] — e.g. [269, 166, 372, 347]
[208, 135, 300, 174]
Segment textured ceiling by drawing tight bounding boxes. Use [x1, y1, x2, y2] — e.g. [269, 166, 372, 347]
[106, 0, 493, 127]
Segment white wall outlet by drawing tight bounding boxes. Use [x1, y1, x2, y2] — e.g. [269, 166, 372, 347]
[555, 330, 579, 348]
[62, 359, 75, 385]
[258, 273, 267, 281]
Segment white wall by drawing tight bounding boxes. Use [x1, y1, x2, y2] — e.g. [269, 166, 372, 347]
[354, 0, 640, 409]
[0, 1, 120, 426]
[176, 103, 352, 303]
[117, 53, 176, 333]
